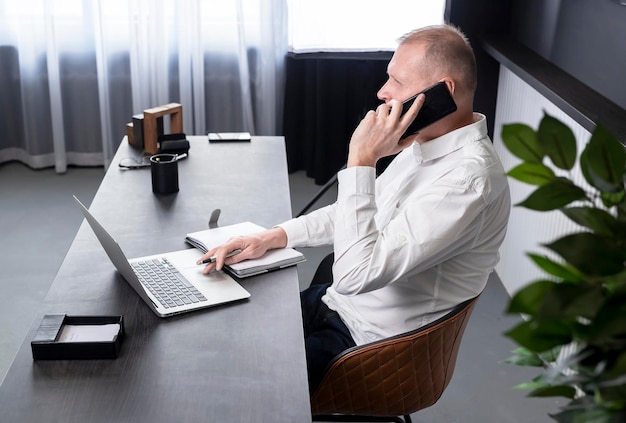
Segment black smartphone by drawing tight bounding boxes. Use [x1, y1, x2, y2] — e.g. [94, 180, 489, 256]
[208, 132, 252, 143]
[399, 81, 457, 138]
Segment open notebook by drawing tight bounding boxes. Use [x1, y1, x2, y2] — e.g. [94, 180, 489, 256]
[185, 222, 306, 278]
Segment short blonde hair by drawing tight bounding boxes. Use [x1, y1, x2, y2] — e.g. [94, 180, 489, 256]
[398, 24, 477, 94]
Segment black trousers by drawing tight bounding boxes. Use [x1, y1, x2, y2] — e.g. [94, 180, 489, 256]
[300, 283, 356, 394]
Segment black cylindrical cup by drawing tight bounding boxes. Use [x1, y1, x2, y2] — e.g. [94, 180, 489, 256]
[150, 154, 179, 194]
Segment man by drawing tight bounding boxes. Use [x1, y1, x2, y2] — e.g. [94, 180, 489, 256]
[199, 24, 511, 393]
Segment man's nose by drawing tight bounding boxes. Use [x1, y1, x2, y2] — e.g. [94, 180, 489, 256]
[377, 84, 390, 103]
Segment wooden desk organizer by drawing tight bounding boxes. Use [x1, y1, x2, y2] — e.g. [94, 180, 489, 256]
[142, 103, 183, 155]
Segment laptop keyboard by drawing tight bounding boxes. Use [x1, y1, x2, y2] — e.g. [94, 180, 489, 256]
[131, 258, 207, 309]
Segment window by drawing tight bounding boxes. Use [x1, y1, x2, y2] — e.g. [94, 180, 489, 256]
[287, 0, 446, 52]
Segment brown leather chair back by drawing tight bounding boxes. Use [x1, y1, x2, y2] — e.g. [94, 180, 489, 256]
[311, 295, 479, 418]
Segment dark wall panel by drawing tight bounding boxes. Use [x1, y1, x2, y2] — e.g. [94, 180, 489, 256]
[446, 0, 513, 139]
[512, 0, 626, 110]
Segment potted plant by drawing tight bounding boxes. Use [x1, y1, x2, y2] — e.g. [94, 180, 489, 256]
[500, 113, 626, 423]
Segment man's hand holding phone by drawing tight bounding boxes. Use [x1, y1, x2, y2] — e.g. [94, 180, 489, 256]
[347, 93, 424, 168]
[398, 81, 457, 139]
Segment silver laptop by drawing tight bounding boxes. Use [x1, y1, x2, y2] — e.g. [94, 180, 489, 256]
[73, 196, 250, 317]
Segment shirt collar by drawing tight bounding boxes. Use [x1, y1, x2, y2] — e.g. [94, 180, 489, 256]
[411, 113, 488, 164]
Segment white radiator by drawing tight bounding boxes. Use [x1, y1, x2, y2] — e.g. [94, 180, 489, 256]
[492, 67, 592, 296]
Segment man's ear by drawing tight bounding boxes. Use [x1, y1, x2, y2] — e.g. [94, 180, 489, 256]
[440, 78, 455, 96]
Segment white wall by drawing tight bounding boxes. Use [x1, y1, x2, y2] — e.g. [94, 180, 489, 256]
[493, 67, 592, 296]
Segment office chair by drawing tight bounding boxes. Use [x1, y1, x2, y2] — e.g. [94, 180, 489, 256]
[308, 255, 480, 423]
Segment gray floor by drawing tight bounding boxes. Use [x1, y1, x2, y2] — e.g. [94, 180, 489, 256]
[0, 161, 562, 422]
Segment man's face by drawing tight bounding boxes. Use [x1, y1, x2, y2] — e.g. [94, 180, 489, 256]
[377, 43, 433, 104]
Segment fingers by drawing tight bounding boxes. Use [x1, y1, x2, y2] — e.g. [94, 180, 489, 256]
[377, 95, 424, 131]
[396, 94, 425, 142]
[401, 93, 424, 123]
[348, 100, 405, 167]
[200, 262, 216, 275]
[198, 247, 219, 274]
[387, 99, 402, 117]
[375, 102, 391, 116]
[197, 233, 271, 275]
[198, 239, 243, 274]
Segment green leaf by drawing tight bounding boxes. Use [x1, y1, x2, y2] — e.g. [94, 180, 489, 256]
[604, 273, 626, 296]
[605, 352, 626, 379]
[502, 123, 544, 163]
[517, 177, 588, 211]
[539, 346, 562, 363]
[539, 283, 605, 324]
[601, 191, 626, 209]
[504, 349, 545, 367]
[561, 207, 618, 238]
[589, 300, 626, 343]
[508, 280, 557, 315]
[505, 320, 572, 353]
[504, 347, 556, 368]
[544, 233, 626, 276]
[538, 113, 577, 170]
[508, 162, 556, 186]
[514, 380, 549, 391]
[551, 407, 622, 423]
[528, 253, 585, 282]
[598, 383, 626, 405]
[580, 124, 626, 193]
[528, 385, 577, 399]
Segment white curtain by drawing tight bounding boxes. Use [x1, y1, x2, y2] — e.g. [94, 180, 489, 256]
[0, 0, 287, 172]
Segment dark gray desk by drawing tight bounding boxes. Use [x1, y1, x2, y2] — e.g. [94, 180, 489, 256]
[0, 136, 311, 422]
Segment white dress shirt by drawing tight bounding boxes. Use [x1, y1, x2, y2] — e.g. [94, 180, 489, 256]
[279, 114, 511, 345]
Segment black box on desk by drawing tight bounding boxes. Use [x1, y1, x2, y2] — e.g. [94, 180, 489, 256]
[31, 314, 125, 360]
[131, 114, 145, 149]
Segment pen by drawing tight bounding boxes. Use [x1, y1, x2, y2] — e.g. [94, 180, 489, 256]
[198, 249, 242, 265]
